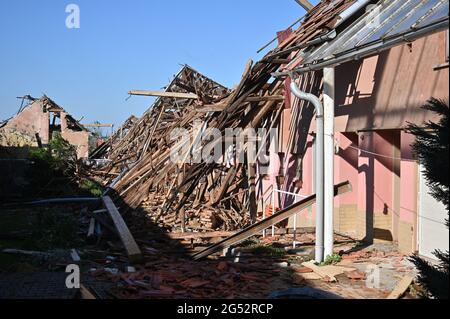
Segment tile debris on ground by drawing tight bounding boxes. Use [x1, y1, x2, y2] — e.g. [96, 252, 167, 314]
[83, 234, 420, 299]
[0, 203, 420, 299]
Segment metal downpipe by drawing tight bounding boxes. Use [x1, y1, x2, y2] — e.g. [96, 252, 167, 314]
[290, 80, 325, 263]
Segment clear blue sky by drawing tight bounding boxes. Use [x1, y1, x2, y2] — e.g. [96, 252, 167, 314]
[0, 0, 315, 129]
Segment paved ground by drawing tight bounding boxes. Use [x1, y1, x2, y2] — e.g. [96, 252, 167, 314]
[291, 243, 418, 299]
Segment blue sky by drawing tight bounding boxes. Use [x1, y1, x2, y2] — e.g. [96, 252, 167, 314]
[0, 0, 314, 129]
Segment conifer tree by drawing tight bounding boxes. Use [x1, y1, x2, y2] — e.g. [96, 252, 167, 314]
[407, 98, 449, 299]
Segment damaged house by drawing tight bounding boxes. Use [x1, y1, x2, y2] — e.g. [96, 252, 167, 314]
[267, 0, 449, 260]
[0, 95, 90, 159]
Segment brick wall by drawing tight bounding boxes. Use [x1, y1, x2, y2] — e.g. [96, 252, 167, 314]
[398, 220, 415, 254]
[336, 204, 358, 237]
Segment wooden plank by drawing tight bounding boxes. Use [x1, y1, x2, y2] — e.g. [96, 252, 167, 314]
[83, 124, 114, 128]
[102, 196, 143, 264]
[195, 105, 228, 113]
[169, 231, 236, 240]
[128, 90, 199, 100]
[196, 95, 285, 113]
[387, 276, 414, 299]
[86, 211, 118, 236]
[87, 218, 96, 238]
[302, 261, 356, 282]
[245, 95, 285, 102]
[169, 229, 314, 240]
[192, 181, 352, 260]
[193, 182, 207, 208]
[178, 165, 186, 232]
[93, 209, 108, 214]
[295, 0, 314, 11]
[80, 284, 97, 300]
[247, 151, 257, 224]
[70, 249, 81, 262]
[211, 166, 239, 205]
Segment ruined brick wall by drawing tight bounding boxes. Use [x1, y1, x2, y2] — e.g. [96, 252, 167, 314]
[0, 100, 90, 159]
[61, 130, 90, 159]
[60, 112, 89, 158]
[0, 100, 49, 149]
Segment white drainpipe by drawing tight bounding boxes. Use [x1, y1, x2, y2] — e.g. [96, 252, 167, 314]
[323, 67, 335, 259]
[290, 80, 324, 263]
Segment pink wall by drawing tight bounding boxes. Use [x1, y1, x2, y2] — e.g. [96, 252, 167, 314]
[2, 101, 50, 144]
[400, 131, 418, 225]
[335, 31, 449, 132]
[372, 132, 395, 215]
[335, 133, 359, 206]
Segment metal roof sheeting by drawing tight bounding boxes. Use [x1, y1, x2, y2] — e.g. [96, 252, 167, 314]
[297, 0, 449, 70]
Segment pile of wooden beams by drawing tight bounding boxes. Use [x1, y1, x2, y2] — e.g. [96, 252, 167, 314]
[90, 115, 139, 161]
[89, 0, 355, 234]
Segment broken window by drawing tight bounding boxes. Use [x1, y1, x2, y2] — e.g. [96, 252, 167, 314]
[49, 111, 62, 140]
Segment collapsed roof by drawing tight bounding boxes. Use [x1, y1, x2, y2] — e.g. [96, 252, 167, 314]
[1, 95, 87, 132]
[87, 0, 362, 232]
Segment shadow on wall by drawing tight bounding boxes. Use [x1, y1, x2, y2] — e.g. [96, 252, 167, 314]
[335, 38, 445, 132]
[282, 70, 323, 209]
[291, 52, 409, 244]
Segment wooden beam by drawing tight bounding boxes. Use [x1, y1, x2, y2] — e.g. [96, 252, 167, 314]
[211, 165, 239, 205]
[263, 59, 292, 65]
[387, 276, 414, 299]
[80, 284, 97, 300]
[295, 0, 314, 11]
[246, 95, 285, 102]
[93, 209, 108, 214]
[195, 105, 227, 113]
[247, 161, 258, 224]
[246, 108, 257, 224]
[196, 95, 285, 113]
[87, 218, 96, 238]
[86, 211, 118, 235]
[83, 124, 114, 128]
[102, 196, 143, 264]
[192, 181, 352, 260]
[169, 231, 236, 240]
[128, 90, 199, 100]
[178, 165, 186, 233]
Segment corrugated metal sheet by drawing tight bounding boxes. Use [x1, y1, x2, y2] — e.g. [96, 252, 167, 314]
[301, 0, 449, 65]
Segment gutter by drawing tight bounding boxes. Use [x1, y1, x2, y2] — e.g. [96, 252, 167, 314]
[272, 0, 372, 66]
[273, 18, 449, 77]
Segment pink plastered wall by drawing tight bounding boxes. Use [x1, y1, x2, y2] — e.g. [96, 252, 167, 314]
[335, 133, 359, 206]
[399, 131, 418, 225]
[2, 100, 50, 144]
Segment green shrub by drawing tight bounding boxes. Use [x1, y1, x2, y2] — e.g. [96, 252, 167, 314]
[321, 254, 342, 266]
[247, 244, 286, 259]
[80, 180, 104, 197]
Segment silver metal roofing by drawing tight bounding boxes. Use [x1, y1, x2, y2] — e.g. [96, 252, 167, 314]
[287, 0, 449, 74]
